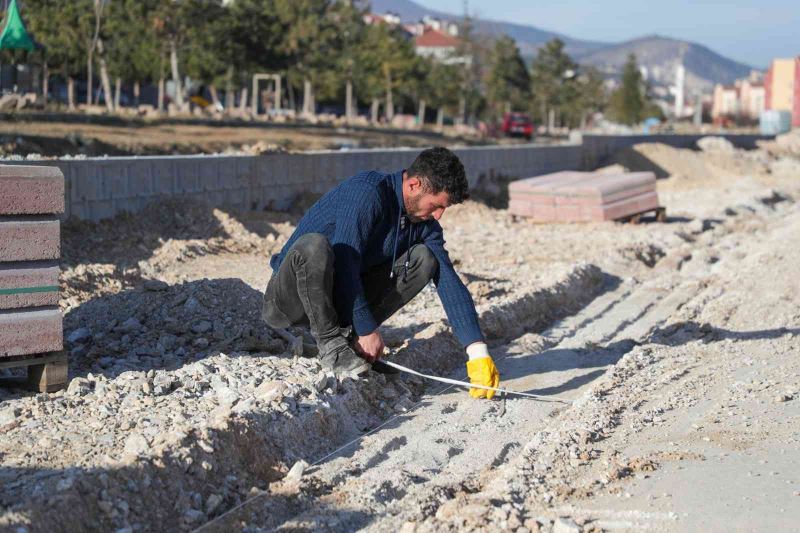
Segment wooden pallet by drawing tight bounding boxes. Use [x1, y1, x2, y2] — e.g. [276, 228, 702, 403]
[0, 351, 68, 392]
[620, 206, 667, 224]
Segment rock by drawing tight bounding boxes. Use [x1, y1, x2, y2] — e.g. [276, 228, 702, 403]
[143, 279, 169, 291]
[192, 321, 213, 334]
[435, 497, 466, 520]
[216, 387, 238, 406]
[193, 337, 210, 349]
[205, 494, 223, 515]
[67, 327, 93, 344]
[313, 373, 328, 392]
[118, 317, 142, 333]
[123, 433, 150, 457]
[697, 136, 735, 153]
[285, 460, 308, 482]
[393, 397, 415, 413]
[183, 509, 205, 525]
[67, 377, 92, 396]
[153, 373, 175, 391]
[774, 394, 793, 403]
[553, 517, 581, 533]
[0, 408, 19, 426]
[255, 380, 287, 403]
[686, 219, 705, 234]
[70, 344, 88, 358]
[56, 476, 75, 491]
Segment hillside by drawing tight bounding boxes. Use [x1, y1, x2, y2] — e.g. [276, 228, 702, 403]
[576, 35, 755, 91]
[368, 0, 757, 88]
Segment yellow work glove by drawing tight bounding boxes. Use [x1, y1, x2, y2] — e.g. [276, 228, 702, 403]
[466, 355, 500, 399]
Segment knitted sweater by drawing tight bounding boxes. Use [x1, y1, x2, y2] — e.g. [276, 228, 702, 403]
[270, 169, 484, 346]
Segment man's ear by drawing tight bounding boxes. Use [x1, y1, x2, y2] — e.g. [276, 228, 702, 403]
[407, 176, 422, 193]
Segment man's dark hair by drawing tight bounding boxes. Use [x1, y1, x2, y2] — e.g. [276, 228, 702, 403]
[408, 147, 470, 204]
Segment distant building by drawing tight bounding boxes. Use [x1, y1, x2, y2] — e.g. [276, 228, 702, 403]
[363, 12, 401, 26]
[765, 57, 800, 127]
[739, 79, 765, 119]
[421, 15, 459, 36]
[413, 28, 469, 65]
[711, 71, 766, 124]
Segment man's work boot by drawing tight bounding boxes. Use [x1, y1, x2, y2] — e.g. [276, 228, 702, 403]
[318, 336, 370, 376]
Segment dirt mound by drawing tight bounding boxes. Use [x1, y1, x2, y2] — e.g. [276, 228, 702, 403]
[60, 199, 293, 310]
[63, 278, 286, 377]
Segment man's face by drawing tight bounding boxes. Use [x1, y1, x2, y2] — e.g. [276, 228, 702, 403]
[405, 185, 452, 223]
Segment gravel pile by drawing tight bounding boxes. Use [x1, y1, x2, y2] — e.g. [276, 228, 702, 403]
[60, 199, 291, 311]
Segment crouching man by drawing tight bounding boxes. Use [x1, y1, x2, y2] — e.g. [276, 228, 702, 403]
[262, 147, 500, 399]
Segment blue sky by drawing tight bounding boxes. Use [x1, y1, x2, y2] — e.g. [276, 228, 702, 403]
[417, 0, 798, 68]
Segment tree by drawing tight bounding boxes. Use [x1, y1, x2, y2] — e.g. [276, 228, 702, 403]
[454, 13, 488, 124]
[222, 0, 287, 112]
[105, 0, 163, 107]
[486, 35, 530, 117]
[606, 53, 662, 125]
[274, 0, 341, 116]
[566, 66, 606, 129]
[22, 0, 94, 109]
[352, 23, 419, 123]
[529, 38, 578, 131]
[425, 62, 462, 129]
[151, 0, 214, 111]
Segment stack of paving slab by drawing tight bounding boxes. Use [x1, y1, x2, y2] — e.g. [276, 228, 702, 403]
[508, 170, 660, 223]
[0, 165, 67, 392]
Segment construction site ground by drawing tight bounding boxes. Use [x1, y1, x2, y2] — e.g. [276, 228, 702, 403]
[0, 137, 799, 532]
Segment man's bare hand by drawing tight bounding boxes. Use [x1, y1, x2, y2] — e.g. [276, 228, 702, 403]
[354, 330, 385, 362]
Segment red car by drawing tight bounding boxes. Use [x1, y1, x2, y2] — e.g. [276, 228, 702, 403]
[501, 112, 534, 140]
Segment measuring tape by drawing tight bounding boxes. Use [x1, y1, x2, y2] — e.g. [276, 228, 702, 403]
[382, 360, 572, 404]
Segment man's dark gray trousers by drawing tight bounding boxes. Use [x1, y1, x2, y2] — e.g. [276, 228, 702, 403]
[262, 233, 438, 345]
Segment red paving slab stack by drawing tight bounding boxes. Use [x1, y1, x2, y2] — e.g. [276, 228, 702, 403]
[509, 171, 659, 223]
[0, 165, 66, 391]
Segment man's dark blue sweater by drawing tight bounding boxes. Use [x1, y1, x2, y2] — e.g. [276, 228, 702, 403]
[270, 169, 484, 347]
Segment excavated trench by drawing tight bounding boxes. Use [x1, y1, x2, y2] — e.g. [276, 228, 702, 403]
[2, 264, 605, 532]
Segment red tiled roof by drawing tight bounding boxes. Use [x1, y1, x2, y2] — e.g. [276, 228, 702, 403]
[414, 29, 460, 48]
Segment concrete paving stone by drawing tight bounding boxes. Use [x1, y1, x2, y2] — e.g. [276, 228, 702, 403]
[0, 218, 60, 261]
[598, 191, 660, 220]
[0, 307, 62, 357]
[0, 165, 65, 215]
[0, 262, 60, 310]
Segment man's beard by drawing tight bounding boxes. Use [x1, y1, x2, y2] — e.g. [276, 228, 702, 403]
[404, 193, 425, 223]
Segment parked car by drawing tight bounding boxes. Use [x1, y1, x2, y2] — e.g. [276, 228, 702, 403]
[501, 112, 534, 140]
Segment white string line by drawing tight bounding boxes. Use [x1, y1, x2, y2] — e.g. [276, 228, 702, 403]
[383, 360, 573, 404]
[195, 358, 571, 532]
[194, 378, 458, 533]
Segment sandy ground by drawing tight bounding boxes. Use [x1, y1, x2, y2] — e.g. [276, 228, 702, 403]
[0, 138, 799, 532]
[0, 116, 524, 157]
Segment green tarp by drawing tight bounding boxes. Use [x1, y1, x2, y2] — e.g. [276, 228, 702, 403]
[0, 0, 37, 51]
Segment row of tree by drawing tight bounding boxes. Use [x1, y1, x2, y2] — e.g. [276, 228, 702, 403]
[2, 0, 658, 127]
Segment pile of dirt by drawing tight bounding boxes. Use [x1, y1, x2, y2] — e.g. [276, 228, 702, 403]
[60, 199, 294, 310]
[757, 129, 800, 158]
[63, 278, 287, 377]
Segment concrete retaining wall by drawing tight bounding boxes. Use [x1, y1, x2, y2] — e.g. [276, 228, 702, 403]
[0, 133, 774, 222]
[3, 144, 584, 221]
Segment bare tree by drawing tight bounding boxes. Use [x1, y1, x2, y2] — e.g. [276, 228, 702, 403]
[86, 0, 105, 106]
